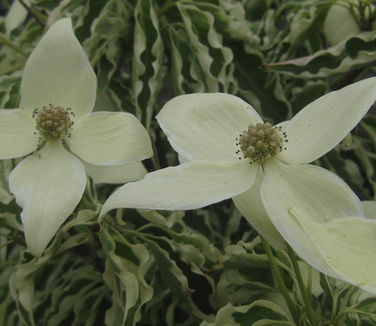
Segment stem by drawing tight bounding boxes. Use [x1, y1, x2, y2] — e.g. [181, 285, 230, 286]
[287, 244, 317, 326]
[261, 237, 300, 324]
[158, 0, 178, 16]
[81, 196, 97, 211]
[0, 240, 12, 249]
[18, 0, 45, 27]
[0, 34, 27, 56]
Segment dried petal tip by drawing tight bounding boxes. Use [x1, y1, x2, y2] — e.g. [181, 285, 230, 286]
[34, 104, 74, 141]
[238, 122, 286, 163]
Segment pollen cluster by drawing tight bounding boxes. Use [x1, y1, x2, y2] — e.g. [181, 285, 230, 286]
[34, 105, 74, 141]
[236, 122, 286, 163]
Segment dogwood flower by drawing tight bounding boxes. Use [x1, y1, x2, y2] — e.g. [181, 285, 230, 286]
[101, 78, 376, 293]
[0, 18, 152, 256]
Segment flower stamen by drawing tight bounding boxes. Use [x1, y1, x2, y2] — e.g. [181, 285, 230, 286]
[34, 104, 74, 141]
[236, 122, 287, 163]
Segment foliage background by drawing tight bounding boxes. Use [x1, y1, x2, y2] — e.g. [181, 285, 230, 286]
[1, 0, 376, 325]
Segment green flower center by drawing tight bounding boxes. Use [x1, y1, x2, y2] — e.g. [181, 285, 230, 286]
[236, 122, 287, 163]
[34, 105, 74, 141]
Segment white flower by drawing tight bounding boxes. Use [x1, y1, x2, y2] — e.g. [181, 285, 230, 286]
[0, 18, 152, 256]
[101, 78, 376, 293]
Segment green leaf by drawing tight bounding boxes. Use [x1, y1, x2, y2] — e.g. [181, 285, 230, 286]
[176, 2, 236, 93]
[199, 300, 293, 326]
[0, 160, 13, 205]
[84, 0, 133, 92]
[0, 73, 21, 108]
[232, 44, 291, 122]
[132, 0, 165, 129]
[100, 224, 153, 326]
[266, 31, 376, 78]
